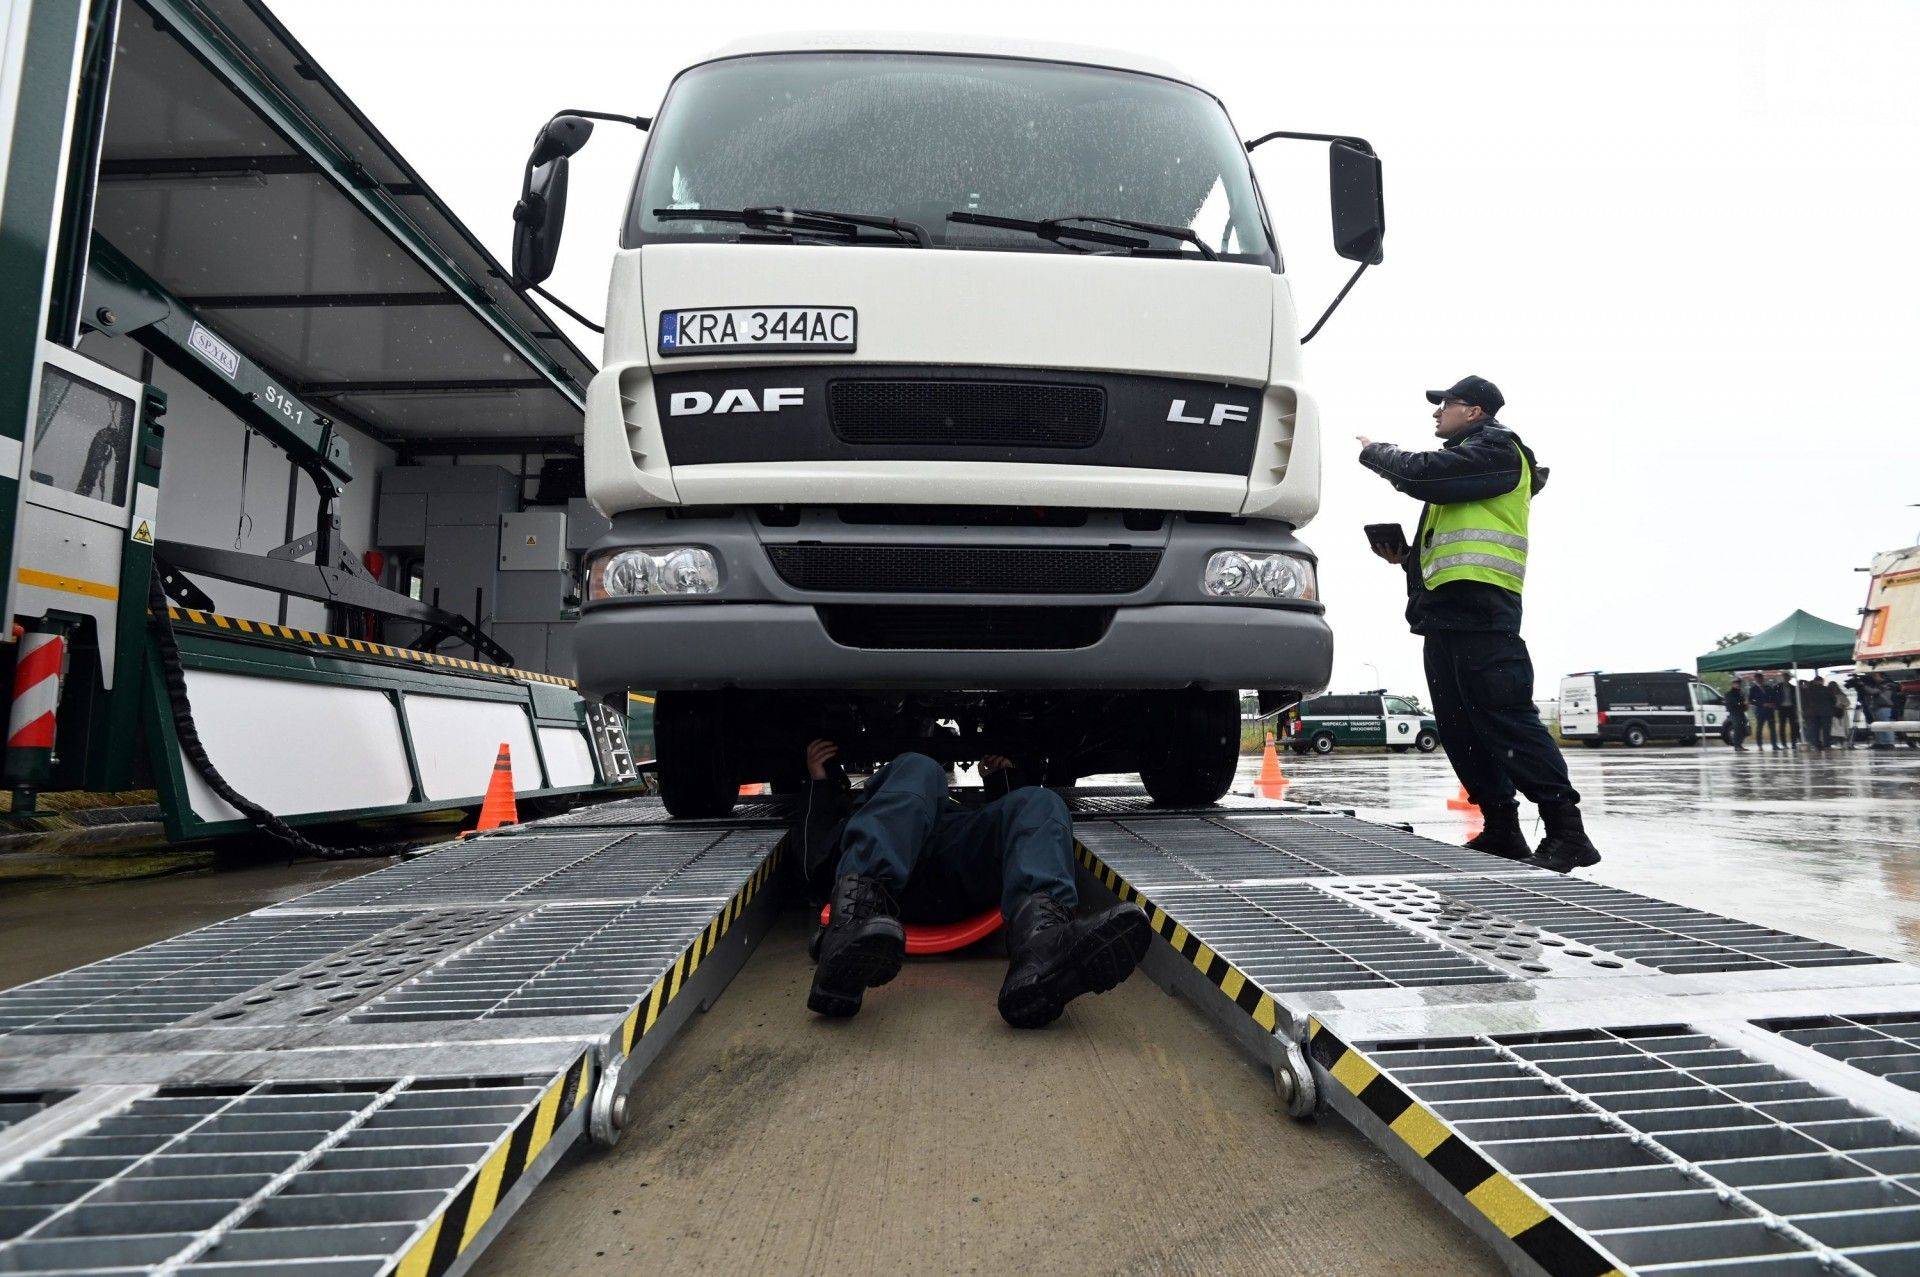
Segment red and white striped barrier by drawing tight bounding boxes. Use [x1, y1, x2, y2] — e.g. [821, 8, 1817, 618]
[7, 629, 64, 753]
[4, 625, 68, 799]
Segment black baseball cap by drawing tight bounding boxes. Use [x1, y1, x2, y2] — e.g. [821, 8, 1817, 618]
[1425, 375, 1504, 416]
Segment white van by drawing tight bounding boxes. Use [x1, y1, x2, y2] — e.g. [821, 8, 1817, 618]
[1560, 671, 1728, 747]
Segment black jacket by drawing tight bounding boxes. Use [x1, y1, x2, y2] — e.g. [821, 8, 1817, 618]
[1359, 421, 1547, 636]
[794, 762, 1036, 901]
[1724, 682, 1747, 713]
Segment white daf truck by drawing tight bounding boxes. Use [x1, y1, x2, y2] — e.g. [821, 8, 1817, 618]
[511, 36, 1385, 815]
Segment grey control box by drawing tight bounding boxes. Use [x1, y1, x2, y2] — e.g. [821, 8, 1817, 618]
[500, 510, 568, 572]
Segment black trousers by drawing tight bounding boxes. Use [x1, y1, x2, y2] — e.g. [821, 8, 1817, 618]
[1753, 707, 1776, 746]
[1778, 710, 1799, 746]
[1728, 710, 1749, 747]
[1423, 632, 1579, 810]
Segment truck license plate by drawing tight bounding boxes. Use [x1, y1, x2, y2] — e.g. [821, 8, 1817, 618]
[658, 306, 856, 356]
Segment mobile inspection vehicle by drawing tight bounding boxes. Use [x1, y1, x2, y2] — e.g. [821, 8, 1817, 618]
[508, 35, 1387, 814]
[1284, 690, 1437, 754]
[1559, 670, 1730, 748]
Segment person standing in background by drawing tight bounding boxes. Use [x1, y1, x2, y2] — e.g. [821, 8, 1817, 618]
[1775, 673, 1800, 750]
[1824, 678, 1851, 750]
[1871, 679, 1899, 748]
[1724, 675, 1750, 752]
[1800, 674, 1833, 751]
[1751, 674, 1779, 751]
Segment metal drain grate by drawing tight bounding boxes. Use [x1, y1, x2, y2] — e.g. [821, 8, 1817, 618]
[1760, 1014, 1920, 1095]
[1133, 884, 1511, 994]
[281, 828, 782, 910]
[1346, 1025, 1920, 1272]
[1076, 815, 1513, 888]
[1430, 877, 1888, 975]
[350, 899, 724, 1023]
[0, 1068, 584, 1275]
[0, 914, 404, 1037]
[190, 910, 521, 1026]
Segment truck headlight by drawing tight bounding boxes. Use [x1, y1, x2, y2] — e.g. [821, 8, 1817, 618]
[587, 547, 720, 599]
[1203, 551, 1317, 601]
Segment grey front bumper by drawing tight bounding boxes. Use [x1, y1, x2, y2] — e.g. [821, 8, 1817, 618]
[574, 601, 1332, 695]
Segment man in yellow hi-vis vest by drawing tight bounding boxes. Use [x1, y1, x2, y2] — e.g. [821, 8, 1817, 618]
[1357, 376, 1600, 873]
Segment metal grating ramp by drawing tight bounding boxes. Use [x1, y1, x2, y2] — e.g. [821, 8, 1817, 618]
[1071, 807, 1920, 1274]
[0, 806, 787, 1276]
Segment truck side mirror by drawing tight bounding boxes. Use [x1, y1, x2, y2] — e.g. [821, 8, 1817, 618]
[1329, 140, 1385, 265]
[512, 116, 595, 285]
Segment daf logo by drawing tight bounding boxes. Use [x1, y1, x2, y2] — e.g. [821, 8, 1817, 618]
[1166, 398, 1250, 427]
[668, 387, 804, 416]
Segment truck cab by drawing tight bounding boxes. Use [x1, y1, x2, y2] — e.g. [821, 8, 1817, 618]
[510, 36, 1386, 814]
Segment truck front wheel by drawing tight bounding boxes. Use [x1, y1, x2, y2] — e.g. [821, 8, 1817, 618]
[1138, 690, 1240, 808]
[654, 691, 739, 818]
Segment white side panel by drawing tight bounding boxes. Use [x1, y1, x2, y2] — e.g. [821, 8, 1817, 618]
[404, 694, 543, 800]
[179, 671, 413, 822]
[537, 726, 598, 788]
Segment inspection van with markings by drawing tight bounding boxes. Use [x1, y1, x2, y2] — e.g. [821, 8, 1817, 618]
[508, 34, 1388, 814]
[1559, 671, 1729, 747]
[1284, 692, 1437, 755]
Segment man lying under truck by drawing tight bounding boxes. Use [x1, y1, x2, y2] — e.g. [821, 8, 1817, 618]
[795, 742, 1151, 1027]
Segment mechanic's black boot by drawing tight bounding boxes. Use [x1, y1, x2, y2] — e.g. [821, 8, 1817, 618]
[998, 894, 1151, 1029]
[1528, 802, 1602, 874]
[808, 875, 906, 1018]
[1463, 803, 1532, 860]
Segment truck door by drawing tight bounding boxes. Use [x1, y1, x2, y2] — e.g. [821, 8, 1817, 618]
[1692, 682, 1726, 737]
[12, 342, 152, 687]
[1383, 695, 1423, 747]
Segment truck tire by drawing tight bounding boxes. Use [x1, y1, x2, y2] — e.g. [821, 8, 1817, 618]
[1309, 732, 1336, 755]
[654, 692, 738, 818]
[1415, 730, 1439, 753]
[1139, 690, 1239, 807]
[1622, 723, 1649, 748]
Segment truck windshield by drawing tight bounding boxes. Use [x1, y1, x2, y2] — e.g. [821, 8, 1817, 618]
[625, 53, 1275, 266]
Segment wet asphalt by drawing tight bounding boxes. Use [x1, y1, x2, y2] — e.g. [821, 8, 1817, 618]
[1238, 740, 1920, 963]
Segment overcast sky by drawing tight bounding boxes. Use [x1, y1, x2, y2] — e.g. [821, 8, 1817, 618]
[279, 0, 1919, 698]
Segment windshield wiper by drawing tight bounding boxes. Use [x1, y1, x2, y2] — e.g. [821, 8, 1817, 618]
[654, 206, 930, 248]
[946, 211, 1216, 260]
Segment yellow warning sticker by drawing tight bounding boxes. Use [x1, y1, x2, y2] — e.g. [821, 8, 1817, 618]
[131, 519, 154, 544]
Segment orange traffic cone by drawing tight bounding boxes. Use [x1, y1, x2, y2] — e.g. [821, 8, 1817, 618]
[1446, 783, 1478, 812]
[464, 743, 518, 836]
[1257, 731, 1288, 798]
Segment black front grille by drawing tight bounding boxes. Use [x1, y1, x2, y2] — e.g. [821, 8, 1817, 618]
[767, 545, 1161, 595]
[817, 605, 1114, 650]
[828, 380, 1105, 448]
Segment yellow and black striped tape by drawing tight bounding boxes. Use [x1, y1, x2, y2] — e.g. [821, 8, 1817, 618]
[1074, 841, 1279, 1033]
[390, 1050, 593, 1277]
[162, 606, 576, 686]
[617, 846, 783, 1054]
[1306, 1019, 1624, 1277]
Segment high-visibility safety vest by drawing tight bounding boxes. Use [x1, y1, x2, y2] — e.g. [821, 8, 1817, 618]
[1417, 449, 1531, 594]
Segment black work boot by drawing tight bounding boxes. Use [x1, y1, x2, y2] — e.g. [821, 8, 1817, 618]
[997, 894, 1151, 1029]
[1463, 803, 1532, 860]
[1527, 802, 1602, 874]
[807, 875, 906, 1018]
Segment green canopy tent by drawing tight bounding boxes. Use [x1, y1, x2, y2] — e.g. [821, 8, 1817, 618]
[1696, 610, 1859, 673]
